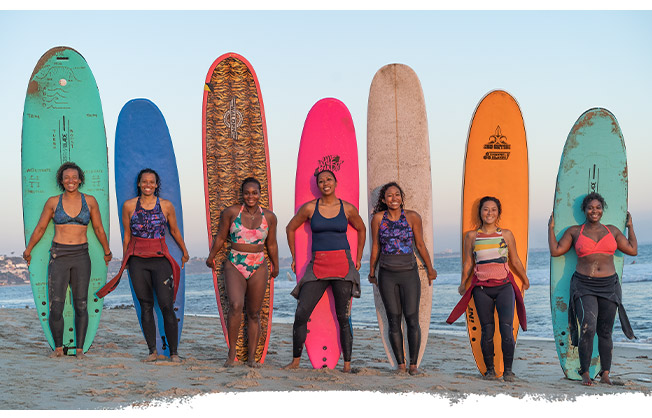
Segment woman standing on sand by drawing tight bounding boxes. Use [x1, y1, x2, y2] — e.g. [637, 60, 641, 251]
[206, 177, 280, 367]
[284, 168, 366, 373]
[548, 192, 637, 386]
[447, 196, 529, 381]
[368, 181, 437, 375]
[23, 162, 112, 358]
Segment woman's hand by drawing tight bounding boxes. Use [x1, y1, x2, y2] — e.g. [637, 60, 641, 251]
[181, 252, 189, 268]
[458, 283, 466, 296]
[291, 259, 296, 273]
[368, 273, 377, 285]
[355, 259, 362, 271]
[206, 256, 214, 269]
[522, 276, 530, 291]
[548, 213, 555, 229]
[626, 212, 633, 229]
[103, 251, 112, 266]
[271, 264, 280, 278]
[22, 249, 31, 266]
[427, 267, 437, 286]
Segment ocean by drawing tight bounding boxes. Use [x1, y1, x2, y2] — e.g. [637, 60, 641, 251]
[2, 244, 651, 346]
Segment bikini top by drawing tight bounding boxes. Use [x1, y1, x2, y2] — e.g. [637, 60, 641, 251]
[130, 197, 166, 239]
[229, 205, 269, 245]
[378, 210, 414, 255]
[310, 198, 350, 252]
[53, 193, 90, 226]
[473, 228, 509, 280]
[575, 224, 617, 257]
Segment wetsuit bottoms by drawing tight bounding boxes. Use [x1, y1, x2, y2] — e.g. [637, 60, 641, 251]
[574, 294, 618, 375]
[472, 282, 515, 370]
[128, 256, 178, 355]
[292, 279, 353, 361]
[48, 242, 91, 349]
[378, 266, 421, 366]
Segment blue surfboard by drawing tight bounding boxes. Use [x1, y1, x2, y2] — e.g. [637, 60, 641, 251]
[550, 108, 627, 380]
[115, 98, 185, 356]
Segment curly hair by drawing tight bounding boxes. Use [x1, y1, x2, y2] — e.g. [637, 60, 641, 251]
[136, 168, 161, 196]
[56, 162, 85, 191]
[581, 192, 607, 212]
[477, 196, 502, 227]
[373, 182, 405, 214]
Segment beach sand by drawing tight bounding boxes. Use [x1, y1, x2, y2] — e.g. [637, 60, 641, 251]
[1, 307, 651, 409]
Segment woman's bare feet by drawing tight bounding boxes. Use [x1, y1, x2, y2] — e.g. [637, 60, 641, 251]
[75, 349, 86, 359]
[282, 358, 301, 370]
[247, 359, 262, 368]
[170, 354, 181, 363]
[342, 361, 351, 373]
[156, 354, 167, 360]
[408, 365, 422, 376]
[581, 371, 594, 386]
[143, 352, 158, 362]
[483, 367, 498, 380]
[49, 347, 64, 358]
[503, 370, 516, 382]
[600, 370, 612, 385]
[395, 364, 407, 374]
[224, 357, 241, 367]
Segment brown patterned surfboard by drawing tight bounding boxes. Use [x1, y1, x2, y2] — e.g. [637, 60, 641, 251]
[202, 53, 273, 363]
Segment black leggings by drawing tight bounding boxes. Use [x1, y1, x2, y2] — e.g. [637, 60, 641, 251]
[128, 256, 178, 355]
[574, 294, 618, 375]
[472, 283, 515, 370]
[292, 279, 353, 361]
[378, 267, 421, 366]
[48, 243, 91, 349]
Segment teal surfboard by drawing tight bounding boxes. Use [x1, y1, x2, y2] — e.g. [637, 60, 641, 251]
[21, 46, 109, 354]
[550, 108, 627, 380]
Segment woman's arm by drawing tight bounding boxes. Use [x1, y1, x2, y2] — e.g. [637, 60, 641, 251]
[86, 195, 112, 265]
[344, 201, 366, 271]
[121, 200, 135, 257]
[23, 197, 57, 265]
[368, 213, 382, 284]
[206, 206, 235, 268]
[407, 211, 437, 285]
[459, 230, 476, 295]
[265, 210, 280, 278]
[503, 229, 529, 290]
[285, 201, 313, 273]
[611, 212, 637, 256]
[162, 200, 189, 268]
[548, 213, 575, 257]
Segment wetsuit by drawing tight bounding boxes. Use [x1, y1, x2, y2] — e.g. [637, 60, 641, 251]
[377, 210, 420, 366]
[290, 199, 360, 362]
[49, 193, 92, 350]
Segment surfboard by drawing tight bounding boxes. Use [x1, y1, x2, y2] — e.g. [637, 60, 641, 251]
[366, 63, 433, 368]
[21, 46, 109, 354]
[550, 108, 628, 381]
[203, 52, 273, 363]
[295, 98, 359, 369]
[114, 98, 185, 357]
[461, 90, 528, 377]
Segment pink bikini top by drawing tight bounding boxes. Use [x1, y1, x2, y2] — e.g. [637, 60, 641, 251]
[574, 224, 617, 257]
[228, 205, 269, 245]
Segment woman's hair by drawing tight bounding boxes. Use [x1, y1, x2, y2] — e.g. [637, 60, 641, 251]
[581, 192, 607, 212]
[241, 177, 261, 195]
[373, 182, 405, 214]
[477, 196, 502, 226]
[315, 169, 337, 182]
[56, 162, 85, 191]
[136, 168, 161, 196]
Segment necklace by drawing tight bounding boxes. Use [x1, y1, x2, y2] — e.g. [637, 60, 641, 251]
[244, 205, 258, 220]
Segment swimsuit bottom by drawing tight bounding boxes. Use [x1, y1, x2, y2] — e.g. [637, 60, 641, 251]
[228, 249, 265, 279]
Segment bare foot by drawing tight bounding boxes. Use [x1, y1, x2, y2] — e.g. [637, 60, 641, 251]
[581, 372, 594, 386]
[483, 368, 498, 380]
[49, 347, 64, 358]
[282, 358, 301, 370]
[75, 349, 86, 359]
[503, 370, 516, 382]
[223, 358, 240, 367]
[600, 370, 612, 385]
[156, 354, 167, 360]
[342, 361, 351, 373]
[143, 353, 158, 362]
[170, 354, 181, 363]
[247, 360, 262, 368]
[408, 365, 422, 376]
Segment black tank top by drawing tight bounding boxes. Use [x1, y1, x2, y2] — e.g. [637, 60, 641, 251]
[310, 199, 350, 252]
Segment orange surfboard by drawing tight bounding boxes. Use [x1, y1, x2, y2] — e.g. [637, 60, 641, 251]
[461, 90, 528, 377]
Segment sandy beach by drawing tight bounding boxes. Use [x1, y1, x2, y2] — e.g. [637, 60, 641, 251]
[1, 307, 651, 410]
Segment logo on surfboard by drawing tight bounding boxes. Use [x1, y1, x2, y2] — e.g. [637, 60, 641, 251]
[483, 126, 510, 160]
[315, 155, 344, 176]
[223, 97, 243, 140]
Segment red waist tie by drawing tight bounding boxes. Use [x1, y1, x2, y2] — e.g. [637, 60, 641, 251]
[312, 250, 350, 279]
[446, 272, 527, 331]
[95, 237, 181, 302]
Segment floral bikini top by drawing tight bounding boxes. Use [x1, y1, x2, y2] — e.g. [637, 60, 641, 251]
[229, 205, 269, 245]
[130, 197, 166, 239]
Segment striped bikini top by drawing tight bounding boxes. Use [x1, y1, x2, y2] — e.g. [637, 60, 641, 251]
[229, 205, 269, 245]
[473, 228, 510, 281]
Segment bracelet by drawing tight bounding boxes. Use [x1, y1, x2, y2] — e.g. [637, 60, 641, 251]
[368, 274, 376, 278]
[105, 251, 112, 256]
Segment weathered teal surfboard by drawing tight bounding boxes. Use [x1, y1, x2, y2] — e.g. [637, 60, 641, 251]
[21, 46, 109, 354]
[550, 108, 627, 380]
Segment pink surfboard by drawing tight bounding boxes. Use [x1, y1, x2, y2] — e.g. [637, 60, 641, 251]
[294, 98, 359, 369]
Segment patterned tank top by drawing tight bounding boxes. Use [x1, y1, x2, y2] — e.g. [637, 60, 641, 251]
[378, 210, 414, 255]
[130, 197, 166, 239]
[473, 228, 510, 281]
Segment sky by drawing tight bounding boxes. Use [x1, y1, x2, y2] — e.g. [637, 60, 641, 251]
[2, 10, 652, 259]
